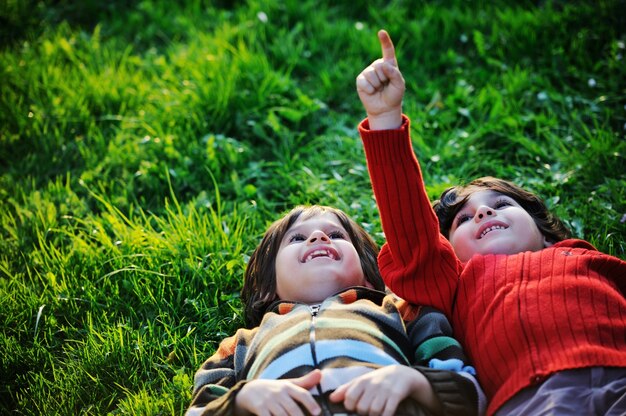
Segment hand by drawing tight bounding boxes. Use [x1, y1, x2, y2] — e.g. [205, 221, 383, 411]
[356, 30, 405, 130]
[329, 365, 440, 416]
[235, 370, 322, 416]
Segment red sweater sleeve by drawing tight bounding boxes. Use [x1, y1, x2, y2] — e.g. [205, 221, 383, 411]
[359, 116, 462, 316]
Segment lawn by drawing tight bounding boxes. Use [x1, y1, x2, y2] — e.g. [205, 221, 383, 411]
[1, 0, 625, 414]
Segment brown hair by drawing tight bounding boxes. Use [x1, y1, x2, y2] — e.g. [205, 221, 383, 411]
[433, 176, 571, 243]
[241, 205, 384, 328]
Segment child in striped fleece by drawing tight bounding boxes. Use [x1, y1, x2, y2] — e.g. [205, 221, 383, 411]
[187, 205, 484, 416]
[356, 29, 626, 416]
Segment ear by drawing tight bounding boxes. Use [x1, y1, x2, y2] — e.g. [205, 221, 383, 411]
[543, 235, 554, 248]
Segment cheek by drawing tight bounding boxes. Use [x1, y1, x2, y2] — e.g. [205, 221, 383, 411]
[344, 247, 366, 278]
[448, 227, 474, 257]
[448, 227, 467, 247]
[448, 228, 457, 242]
[520, 214, 544, 240]
[274, 250, 292, 278]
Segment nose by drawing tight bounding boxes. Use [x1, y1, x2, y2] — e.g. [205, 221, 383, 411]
[474, 205, 495, 222]
[307, 230, 330, 244]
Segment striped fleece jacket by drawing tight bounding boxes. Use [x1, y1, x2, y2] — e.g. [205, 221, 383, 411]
[359, 115, 626, 415]
[187, 287, 484, 416]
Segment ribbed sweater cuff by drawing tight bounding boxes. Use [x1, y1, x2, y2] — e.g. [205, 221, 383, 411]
[189, 380, 248, 416]
[358, 114, 415, 165]
[419, 367, 479, 416]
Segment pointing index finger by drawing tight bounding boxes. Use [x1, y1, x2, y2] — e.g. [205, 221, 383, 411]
[378, 29, 397, 67]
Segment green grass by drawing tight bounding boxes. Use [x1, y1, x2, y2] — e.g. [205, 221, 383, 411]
[1, 0, 625, 413]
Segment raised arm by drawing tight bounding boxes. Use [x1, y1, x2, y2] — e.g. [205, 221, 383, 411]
[357, 30, 462, 314]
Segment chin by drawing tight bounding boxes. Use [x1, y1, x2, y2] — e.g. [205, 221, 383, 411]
[490, 246, 533, 257]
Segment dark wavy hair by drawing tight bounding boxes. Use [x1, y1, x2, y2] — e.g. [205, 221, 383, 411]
[432, 176, 571, 243]
[241, 205, 384, 328]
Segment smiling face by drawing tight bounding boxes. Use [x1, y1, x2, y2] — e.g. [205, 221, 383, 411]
[274, 212, 368, 304]
[448, 190, 549, 262]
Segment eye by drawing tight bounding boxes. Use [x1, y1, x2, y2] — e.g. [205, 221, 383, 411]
[494, 199, 512, 209]
[288, 233, 306, 243]
[328, 230, 346, 240]
[455, 213, 471, 226]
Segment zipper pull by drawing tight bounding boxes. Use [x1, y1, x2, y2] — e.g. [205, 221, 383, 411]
[310, 304, 320, 316]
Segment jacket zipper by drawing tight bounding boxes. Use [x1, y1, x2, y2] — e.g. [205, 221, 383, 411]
[309, 304, 331, 416]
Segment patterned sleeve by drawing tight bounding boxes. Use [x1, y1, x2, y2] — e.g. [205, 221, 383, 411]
[186, 329, 254, 416]
[407, 306, 486, 416]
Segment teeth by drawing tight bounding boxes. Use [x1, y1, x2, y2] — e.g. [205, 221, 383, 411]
[304, 249, 336, 262]
[480, 225, 506, 239]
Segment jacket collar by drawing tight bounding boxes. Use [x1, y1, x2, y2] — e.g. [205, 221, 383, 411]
[268, 286, 388, 315]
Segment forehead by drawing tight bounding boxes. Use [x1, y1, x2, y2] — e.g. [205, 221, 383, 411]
[289, 212, 342, 230]
[460, 189, 507, 207]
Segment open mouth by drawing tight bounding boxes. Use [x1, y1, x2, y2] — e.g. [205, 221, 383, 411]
[302, 247, 340, 262]
[477, 222, 509, 239]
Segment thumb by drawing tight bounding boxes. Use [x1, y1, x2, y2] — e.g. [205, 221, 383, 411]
[291, 369, 322, 390]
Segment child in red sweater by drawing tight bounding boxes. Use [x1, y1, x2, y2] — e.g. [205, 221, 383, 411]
[356, 29, 626, 415]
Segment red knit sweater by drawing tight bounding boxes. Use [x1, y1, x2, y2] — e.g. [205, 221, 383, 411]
[359, 116, 626, 415]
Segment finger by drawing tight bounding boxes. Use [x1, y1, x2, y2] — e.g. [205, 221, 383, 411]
[342, 383, 365, 411]
[378, 29, 397, 67]
[329, 384, 347, 402]
[354, 388, 374, 415]
[368, 394, 387, 416]
[264, 400, 287, 416]
[291, 369, 322, 390]
[356, 74, 375, 95]
[288, 389, 321, 416]
[363, 65, 386, 89]
[279, 398, 306, 416]
[373, 62, 389, 87]
[356, 66, 387, 96]
[382, 397, 401, 416]
[381, 61, 404, 87]
[269, 406, 287, 416]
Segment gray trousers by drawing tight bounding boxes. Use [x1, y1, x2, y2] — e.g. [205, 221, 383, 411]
[495, 367, 626, 416]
